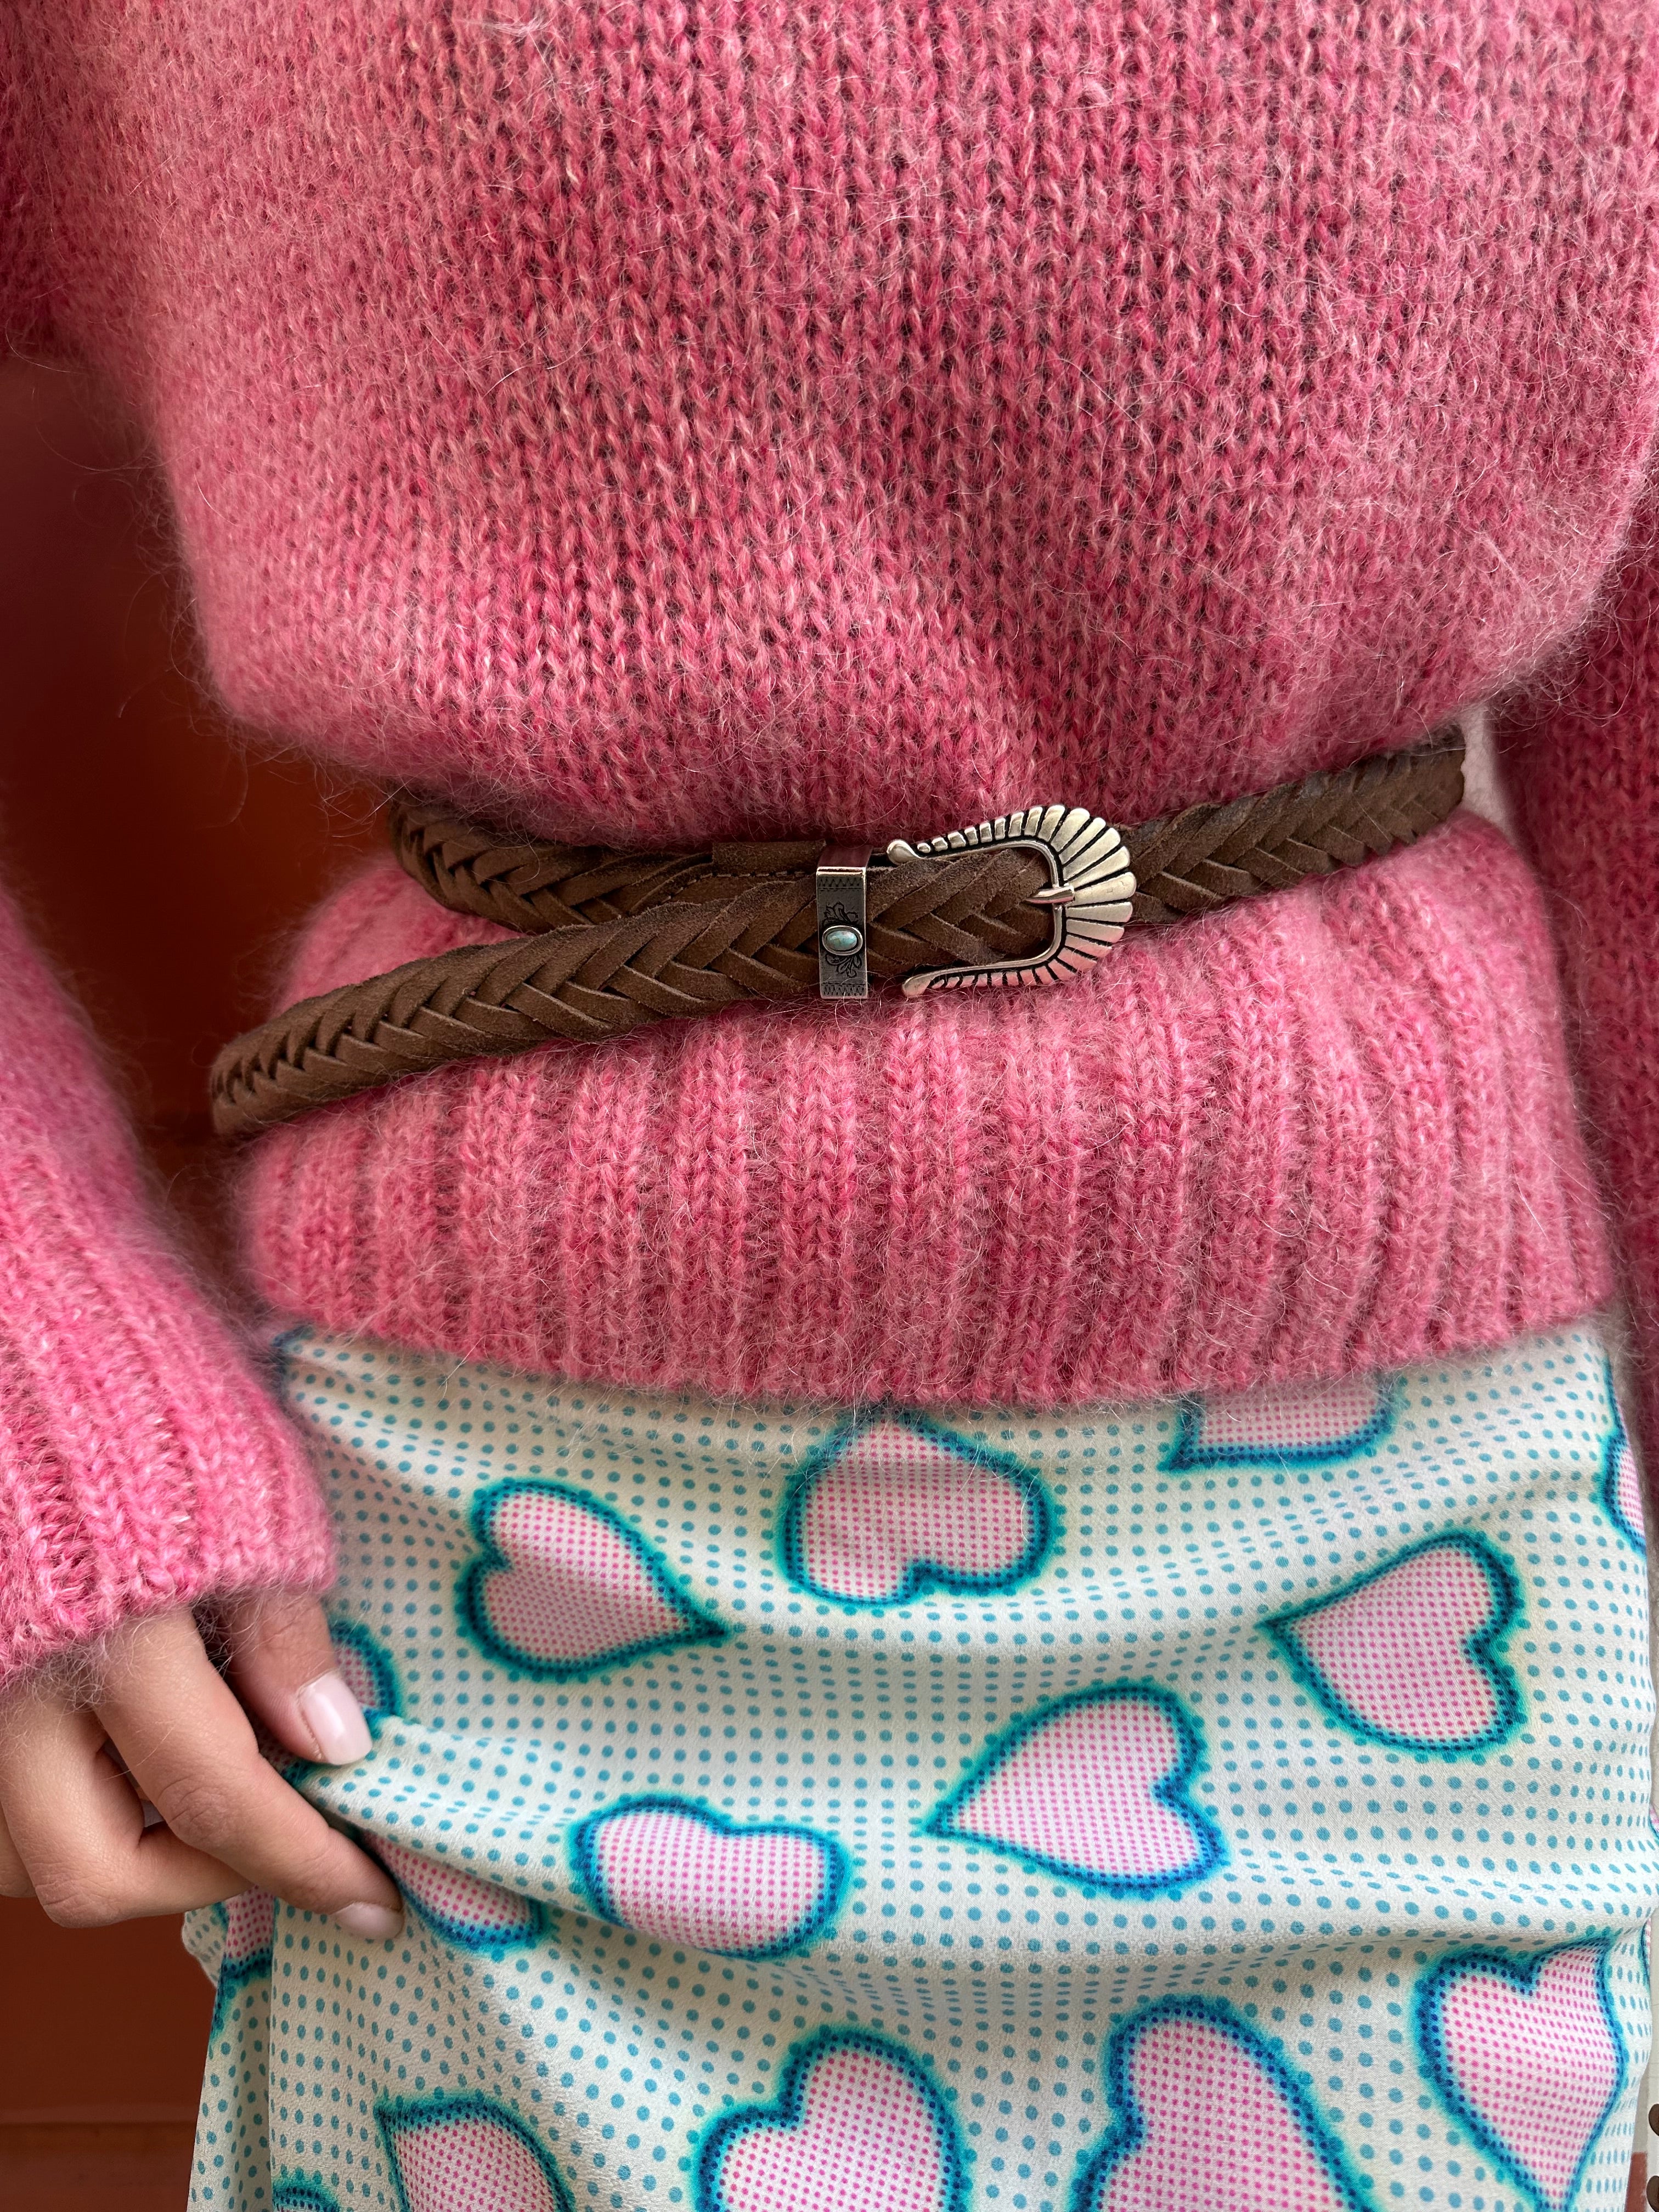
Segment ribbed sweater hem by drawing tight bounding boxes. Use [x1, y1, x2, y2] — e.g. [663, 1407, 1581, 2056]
[239, 811, 1613, 1411]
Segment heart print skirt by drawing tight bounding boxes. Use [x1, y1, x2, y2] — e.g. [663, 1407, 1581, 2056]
[185, 1319, 1658, 2212]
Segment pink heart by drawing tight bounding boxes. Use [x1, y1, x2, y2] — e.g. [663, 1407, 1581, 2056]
[926, 1685, 1223, 1893]
[374, 1836, 543, 1952]
[573, 1798, 845, 1957]
[222, 1885, 275, 1969]
[379, 2099, 571, 2212]
[1169, 1373, 1395, 1469]
[783, 1416, 1050, 1604]
[698, 2029, 964, 2212]
[1076, 1999, 1366, 2211]
[211, 1886, 276, 2036]
[1267, 1534, 1519, 1752]
[462, 1480, 722, 1678]
[1605, 1409, 1645, 1551]
[1415, 1941, 1626, 2212]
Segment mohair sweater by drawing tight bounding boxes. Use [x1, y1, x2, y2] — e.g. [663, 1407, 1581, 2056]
[0, 3, 1656, 1684]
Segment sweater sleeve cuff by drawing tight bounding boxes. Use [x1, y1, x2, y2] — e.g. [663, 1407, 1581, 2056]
[0, 1153, 334, 1686]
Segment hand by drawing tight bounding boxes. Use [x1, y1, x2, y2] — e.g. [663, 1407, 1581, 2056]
[0, 1592, 403, 1938]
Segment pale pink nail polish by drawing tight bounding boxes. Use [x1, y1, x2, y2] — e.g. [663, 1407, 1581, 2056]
[297, 1672, 373, 1765]
[331, 1901, 403, 1940]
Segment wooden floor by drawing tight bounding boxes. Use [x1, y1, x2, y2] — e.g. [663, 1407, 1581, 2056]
[0, 2115, 196, 2212]
[0, 1896, 212, 2212]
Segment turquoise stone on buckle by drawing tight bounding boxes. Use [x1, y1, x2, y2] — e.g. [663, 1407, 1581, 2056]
[815, 843, 873, 1000]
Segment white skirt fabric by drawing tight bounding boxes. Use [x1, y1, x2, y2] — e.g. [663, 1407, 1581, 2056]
[185, 1319, 1657, 2212]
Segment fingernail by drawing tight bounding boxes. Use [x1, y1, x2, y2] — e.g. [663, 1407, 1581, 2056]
[297, 1673, 374, 1765]
[331, 1901, 404, 1940]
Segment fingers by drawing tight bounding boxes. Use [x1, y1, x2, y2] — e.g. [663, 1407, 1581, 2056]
[0, 1676, 247, 1922]
[95, 1613, 402, 1935]
[0, 1613, 404, 1934]
[218, 1589, 372, 1767]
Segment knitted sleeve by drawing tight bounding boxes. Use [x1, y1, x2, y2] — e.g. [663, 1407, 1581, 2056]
[1496, 475, 1659, 1475]
[0, 889, 335, 1685]
[0, 30, 332, 1683]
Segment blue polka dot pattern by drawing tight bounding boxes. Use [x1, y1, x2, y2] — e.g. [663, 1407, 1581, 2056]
[185, 1323, 1656, 2212]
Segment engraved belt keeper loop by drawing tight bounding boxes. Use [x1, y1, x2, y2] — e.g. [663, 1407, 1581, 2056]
[815, 844, 872, 1000]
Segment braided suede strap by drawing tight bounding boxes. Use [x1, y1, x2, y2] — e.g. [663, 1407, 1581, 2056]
[211, 733, 1464, 1137]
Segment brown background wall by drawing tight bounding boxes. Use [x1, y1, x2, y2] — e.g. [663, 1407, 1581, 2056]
[0, 356, 379, 2210]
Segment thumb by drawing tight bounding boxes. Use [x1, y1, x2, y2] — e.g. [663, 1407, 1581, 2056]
[219, 1590, 374, 1767]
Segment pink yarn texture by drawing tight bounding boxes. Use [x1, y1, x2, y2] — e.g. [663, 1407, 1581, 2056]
[0, 4, 1657, 1673]
[0, 895, 333, 1682]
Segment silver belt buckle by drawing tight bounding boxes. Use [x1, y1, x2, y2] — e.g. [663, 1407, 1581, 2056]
[815, 807, 1135, 1001]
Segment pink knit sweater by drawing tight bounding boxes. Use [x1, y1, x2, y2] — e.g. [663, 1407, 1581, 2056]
[0, 4, 1655, 1684]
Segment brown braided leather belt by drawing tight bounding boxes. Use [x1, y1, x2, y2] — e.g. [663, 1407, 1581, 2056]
[211, 732, 1465, 1138]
